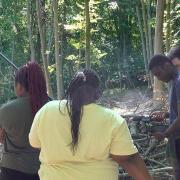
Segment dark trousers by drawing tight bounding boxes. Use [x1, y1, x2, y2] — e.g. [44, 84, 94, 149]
[175, 139, 180, 180]
[0, 167, 39, 180]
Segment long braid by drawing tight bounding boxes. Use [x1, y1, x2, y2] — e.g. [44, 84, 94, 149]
[65, 69, 100, 153]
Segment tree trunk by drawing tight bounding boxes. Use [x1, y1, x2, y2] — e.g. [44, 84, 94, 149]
[153, 0, 165, 100]
[116, 48, 122, 89]
[123, 31, 133, 88]
[165, 0, 171, 53]
[59, 0, 66, 96]
[136, 5, 150, 87]
[141, 0, 150, 61]
[47, 0, 54, 66]
[36, 0, 53, 97]
[27, 0, 35, 61]
[36, 33, 41, 63]
[52, 0, 63, 99]
[147, 0, 153, 58]
[85, 0, 91, 68]
[147, 0, 154, 86]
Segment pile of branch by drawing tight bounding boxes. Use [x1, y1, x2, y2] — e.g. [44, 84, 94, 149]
[119, 116, 174, 180]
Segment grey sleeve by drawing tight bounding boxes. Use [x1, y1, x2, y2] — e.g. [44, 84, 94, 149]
[0, 107, 5, 127]
[0, 104, 9, 128]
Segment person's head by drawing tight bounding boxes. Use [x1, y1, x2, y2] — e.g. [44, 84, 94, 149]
[15, 61, 48, 116]
[65, 69, 101, 152]
[149, 54, 175, 83]
[168, 46, 180, 70]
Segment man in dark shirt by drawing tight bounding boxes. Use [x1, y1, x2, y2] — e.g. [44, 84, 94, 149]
[168, 46, 180, 71]
[149, 52, 180, 180]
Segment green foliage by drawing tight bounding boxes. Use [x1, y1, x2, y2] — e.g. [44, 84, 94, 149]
[0, 0, 179, 102]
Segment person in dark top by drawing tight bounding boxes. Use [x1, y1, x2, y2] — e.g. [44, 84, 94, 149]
[168, 46, 180, 71]
[149, 54, 180, 180]
[0, 61, 49, 180]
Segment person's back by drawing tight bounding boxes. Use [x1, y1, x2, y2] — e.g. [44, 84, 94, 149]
[0, 97, 40, 173]
[30, 100, 137, 180]
[0, 61, 49, 180]
[30, 69, 152, 180]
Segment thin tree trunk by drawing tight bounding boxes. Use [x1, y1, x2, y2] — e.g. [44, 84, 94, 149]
[36, 0, 53, 97]
[141, 0, 150, 61]
[154, 0, 165, 54]
[52, 0, 63, 99]
[147, 0, 153, 58]
[85, 0, 91, 68]
[27, 0, 35, 61]
[116, 48, 122, 89]
[153, 0, 165, 100]
[136, 5, 151, 87]
[147, 0, 154, 86]
[0, 35, 2, 52]
[68, 61, 74, 79]
[47, 29, 53, 66]
[165, 0, 171, 53]
[59, 0, 66, 96]
[78, 33, 83, 70]
[47, 0, 54, 66]
[123, 32, 133, 88]
[36, 33, 41, 63]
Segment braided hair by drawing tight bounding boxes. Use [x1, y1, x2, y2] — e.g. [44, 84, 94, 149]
[65, 69, 100, 152]
[15, 61, 49, 116]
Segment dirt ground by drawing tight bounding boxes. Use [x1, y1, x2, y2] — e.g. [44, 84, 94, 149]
[100, 88, 167, 115]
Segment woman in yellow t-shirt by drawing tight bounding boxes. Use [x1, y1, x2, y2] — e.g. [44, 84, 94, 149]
[29, 69, 152, 180]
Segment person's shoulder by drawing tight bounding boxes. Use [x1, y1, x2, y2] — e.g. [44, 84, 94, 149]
[44, 99, 66, 110]
[0, 97, 21, 111]
[96, 104, 125, 124]
[94, 103, 112, 114]
[43, 100, 60, 108]
[40, 99, 67, 116]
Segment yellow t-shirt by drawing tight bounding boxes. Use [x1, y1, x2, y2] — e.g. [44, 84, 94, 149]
[29, 100, 137, 180]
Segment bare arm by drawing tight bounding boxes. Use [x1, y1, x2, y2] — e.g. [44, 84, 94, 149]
[154, 105, 180, 139]
[164, 117, 180, 138]
[111, 153, 153, 180]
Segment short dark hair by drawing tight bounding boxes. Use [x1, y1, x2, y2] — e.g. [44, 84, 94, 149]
[149, 54, 171, 70]
[168, 46, 180, 61]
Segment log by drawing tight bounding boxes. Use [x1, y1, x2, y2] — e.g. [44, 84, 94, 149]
[150, 167, 173, 173]
[149, 152, 165, 159]
[119, 167, 173, 178]
[145, 157, 167, 167]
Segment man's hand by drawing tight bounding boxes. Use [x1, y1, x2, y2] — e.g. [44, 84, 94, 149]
[152, 132, 165, 140]
[151, 111, 167, 122]
[0, 128, 5, 144]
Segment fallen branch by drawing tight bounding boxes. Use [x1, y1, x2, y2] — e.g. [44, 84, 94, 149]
[145, 157, 167, 167]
